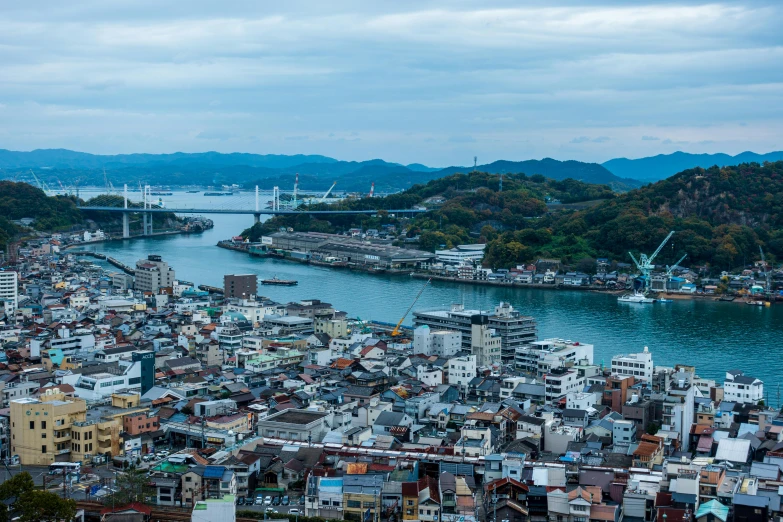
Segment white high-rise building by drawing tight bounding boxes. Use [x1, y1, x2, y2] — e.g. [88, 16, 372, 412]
[0, 271, 18, 315]
[447, 355, 477, 388]
[611, 347, 654, 382]
[413, 326, 462, 357]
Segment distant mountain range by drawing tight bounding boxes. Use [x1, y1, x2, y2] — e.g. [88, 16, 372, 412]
[602, 150, 783, 181]
[1, 148, 780, 192]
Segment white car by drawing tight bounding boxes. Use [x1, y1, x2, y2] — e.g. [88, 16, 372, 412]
[289, 509, 300, 515]
[264, 496, 273, 505]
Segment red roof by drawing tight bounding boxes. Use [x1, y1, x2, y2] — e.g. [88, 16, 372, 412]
[100, 502, 152, 516]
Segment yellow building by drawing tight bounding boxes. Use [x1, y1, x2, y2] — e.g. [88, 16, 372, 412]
[70, 393, 148, 464]
[10, 390, 148, 466]
[10, 388, 86, 466]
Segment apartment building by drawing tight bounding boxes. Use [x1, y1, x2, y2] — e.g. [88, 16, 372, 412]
[134, 255, 175, 292]
[611, 347, 654, 382]
[413, 302, 537, 365]
[0, 270, 18, 314]
[10, 388, 87, 465]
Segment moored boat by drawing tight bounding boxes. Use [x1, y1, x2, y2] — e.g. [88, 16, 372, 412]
[261, 277, 298, 286]
[618, 292, 656, 304]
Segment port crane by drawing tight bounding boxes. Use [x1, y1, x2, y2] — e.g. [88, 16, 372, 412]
[628, 230, 682, 293]
[319, 181, 337, 203]
[391, 278, 431, 337]
[29, 169, 54, 196]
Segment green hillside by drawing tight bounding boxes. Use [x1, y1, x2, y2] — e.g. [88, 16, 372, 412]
[243, 162, 783, 272]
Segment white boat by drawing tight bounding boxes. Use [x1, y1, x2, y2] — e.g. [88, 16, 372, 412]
[658, 298, 672, 303]
[618, 292, 656, 304]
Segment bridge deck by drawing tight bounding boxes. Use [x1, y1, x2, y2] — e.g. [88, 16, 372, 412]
[78, 206, 425, 215]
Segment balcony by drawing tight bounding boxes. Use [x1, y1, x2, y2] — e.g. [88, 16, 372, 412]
[54, 432, 72, 443]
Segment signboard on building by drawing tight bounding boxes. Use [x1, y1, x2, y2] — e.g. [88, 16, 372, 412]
[365, 255, 379, 261]
[261, 236, 273, 245]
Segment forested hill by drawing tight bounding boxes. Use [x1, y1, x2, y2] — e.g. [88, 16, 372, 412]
[245, 162, 783, 272]
[483, 161, 783, 269]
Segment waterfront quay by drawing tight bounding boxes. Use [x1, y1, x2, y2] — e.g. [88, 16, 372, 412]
[0, 235, 781, 521]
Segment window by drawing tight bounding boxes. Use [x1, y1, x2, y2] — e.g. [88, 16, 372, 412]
[407, 500, 414, 506]
[322, 500, 330, 506]
[186, 476, 192, 482]
[41, 445, 47, 454]
[41, 433, 46, 439]
[41, 421, 46, 429]
[30, 421, 34, 430]
[347, 500, 361, 509]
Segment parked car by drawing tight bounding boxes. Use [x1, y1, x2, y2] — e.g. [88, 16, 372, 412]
[298, 496, 305, 505]
[281, 495, 290, 506]
[289, 509, 300, 515]
[272, 496, 281, 506]
[264, 496, 273, 505]
[236, 496, 245, 505]
[245, 497, 256, 505]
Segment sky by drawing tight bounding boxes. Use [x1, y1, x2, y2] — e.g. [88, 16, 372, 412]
[1, 1, 781, 166]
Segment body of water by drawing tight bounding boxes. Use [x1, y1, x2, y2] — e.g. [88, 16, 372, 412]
[81, 190, 783, 400]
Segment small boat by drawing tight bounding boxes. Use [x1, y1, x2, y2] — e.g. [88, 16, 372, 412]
[658, 298, 672, 303]
[261, 277, 298, 286]
[186, 190, 200, 193]
[204, 192, 233, 196]
[150, 191, 173, 196]
[747, 300, 765, 306]
[618, 292, 656, 304]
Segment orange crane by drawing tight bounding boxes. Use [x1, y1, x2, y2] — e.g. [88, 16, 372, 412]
[391, 278, 431, 336]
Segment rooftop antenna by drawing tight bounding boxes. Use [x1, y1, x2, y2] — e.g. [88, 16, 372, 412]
[473, 156, 477, 172]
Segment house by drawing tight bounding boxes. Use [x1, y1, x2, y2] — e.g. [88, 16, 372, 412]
[373, 411, 413, 437]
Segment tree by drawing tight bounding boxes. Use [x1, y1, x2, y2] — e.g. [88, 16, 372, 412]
[0, 472, 75, 522]
[104, 468, 155, 507]
[181, 405, 194, 415]
[220, 390, 232, 399]
[646, 422, 660, 436]
[12, 491, 77, 522]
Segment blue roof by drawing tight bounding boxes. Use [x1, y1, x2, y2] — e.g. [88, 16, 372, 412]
[203, 466, 226, 479]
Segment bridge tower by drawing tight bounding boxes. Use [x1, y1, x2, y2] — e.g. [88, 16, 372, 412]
[122, 184, 130, 238]
[142, 185, 154, 236]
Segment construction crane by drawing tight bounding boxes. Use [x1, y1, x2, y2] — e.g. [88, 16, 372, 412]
[103, 169, 116, 194]
[628, 230, 677, 293]
[759, 246, 771, 293]
[319, 181, 337, 203]
[29, 170, 53, 195]
[391, 278, 431, 337]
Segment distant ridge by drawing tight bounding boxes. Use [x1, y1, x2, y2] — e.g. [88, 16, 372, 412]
[603, 150, 783, 181]
[0, 148, 641, 192]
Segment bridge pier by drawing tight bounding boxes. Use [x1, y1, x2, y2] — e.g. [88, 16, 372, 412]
[122, 214, 130, 238]
[142, 213, 153, 236]
[253, 213, 260, 225]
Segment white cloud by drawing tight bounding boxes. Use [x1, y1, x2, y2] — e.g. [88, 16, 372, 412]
[0, 1, 780, 164]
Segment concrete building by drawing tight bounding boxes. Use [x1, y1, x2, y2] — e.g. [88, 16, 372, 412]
[611, 347, 654, 382]
[256, 409, 333, 443]
[518, 338, 594, 376]
[447, 355, 477, 390]
[413, 326, 462, 357]
[470, 317, 501, 367]
[613, 419, 637, 445]
[435, 244, 486, 265]
[0, 270, 18, 315]
[724, 370, 763, 404]
[10, 388, 87, 465]
[413, 302, 537, 366]
[134, 255, 175, 292]
[223, 274, 257, 299]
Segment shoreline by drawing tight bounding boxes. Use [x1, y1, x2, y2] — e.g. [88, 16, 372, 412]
[215, 241, 776, 306]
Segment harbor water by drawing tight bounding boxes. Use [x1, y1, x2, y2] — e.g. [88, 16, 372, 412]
[82, 190, 783, 400]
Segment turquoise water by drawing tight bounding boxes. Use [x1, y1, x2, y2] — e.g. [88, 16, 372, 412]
[82, 191, 783, 401]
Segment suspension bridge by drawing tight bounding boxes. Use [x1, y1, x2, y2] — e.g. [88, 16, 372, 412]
[77, 184, 426, 238]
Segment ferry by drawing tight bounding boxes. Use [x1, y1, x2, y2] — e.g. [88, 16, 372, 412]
[204, 192, 233, 196]
[261, 277, 298, 286]
[618, 292, 656, 304]
[150, 191, 173, 196]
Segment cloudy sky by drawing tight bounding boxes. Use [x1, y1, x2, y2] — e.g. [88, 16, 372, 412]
[1, 1, 781, 166]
